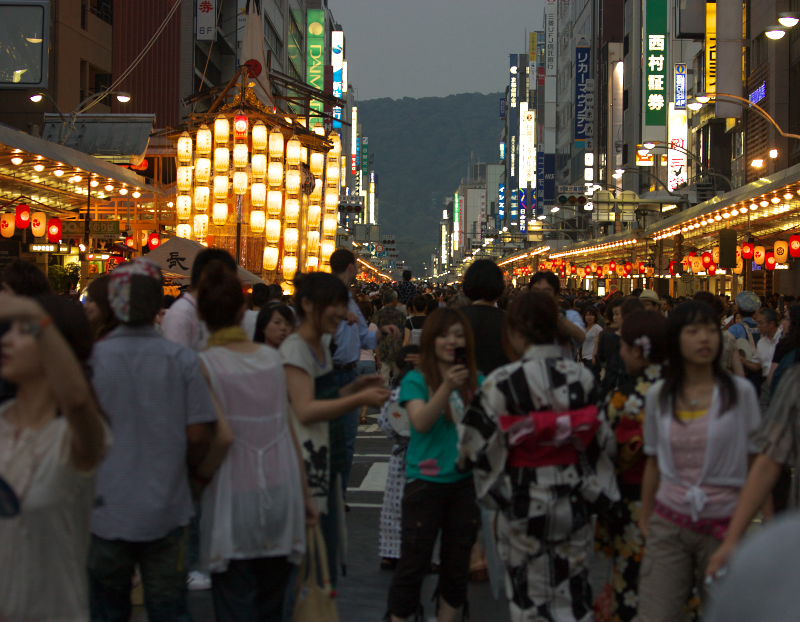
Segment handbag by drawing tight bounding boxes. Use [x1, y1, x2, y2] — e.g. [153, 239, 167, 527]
[293, 525, 339, 622]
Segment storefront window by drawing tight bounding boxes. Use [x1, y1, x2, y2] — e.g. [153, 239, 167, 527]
[0, 1, 50, 88]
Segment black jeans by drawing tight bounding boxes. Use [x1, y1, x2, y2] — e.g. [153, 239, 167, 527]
[387, 477, 480, 618]
[211, 557, 291, 622]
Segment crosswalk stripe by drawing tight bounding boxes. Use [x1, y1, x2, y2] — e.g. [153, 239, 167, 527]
[349, 462, 388, 492]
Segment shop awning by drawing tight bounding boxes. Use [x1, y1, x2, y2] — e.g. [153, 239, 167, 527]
[41, 113, 155, 164]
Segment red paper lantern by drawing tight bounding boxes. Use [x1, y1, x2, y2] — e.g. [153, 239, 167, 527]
[609, 260, 617, 271]
[765, 251, 777, 271]
[790, 235, 800, 258]
[46, 218, 62, 243]
[585, 265, 592, 275]
[707, 263, 717, 276]
[15, 204, 30, 229]
[701, 252, 713, 268]
[669, 260, 679, 275]
[596, 267, 604, 277]
[742, 242, 755, 259]
[147, 232, 161, 250]
[570, 265, 577, 274]
[233, 114, 249, 139]
[125, 236, 135, 248]
[624, 262, 633, 275]
[638, 261, 646, 274]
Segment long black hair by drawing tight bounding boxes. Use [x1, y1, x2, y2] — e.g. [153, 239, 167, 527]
[253, 302, 295, 342]
[660, 300, 737, 420]
[292, 272, 349, 332]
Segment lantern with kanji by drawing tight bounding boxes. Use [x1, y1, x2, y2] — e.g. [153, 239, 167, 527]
[16, 204, 31, 229]
[585, 265, 592, 276]
[754, 246, 766, 265]
[765, 251, 777, 270]
[791, 235, 800, 258]
[46, 218, 62, 243]
[742, 241, 755, 259]
[596, 266, 604, 278]
[148, 232, 161, 251]
[733, 257, 744, 274]
[0, 213, 14, 238]
[774, 240, 789, 264]
[31, 211, 46, 238]
[691, 256, 703, 273]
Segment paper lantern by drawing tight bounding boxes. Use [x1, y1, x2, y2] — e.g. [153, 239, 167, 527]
[754, 246, 766, 265]
[193, 214, 209, 239]
[214, 116, 230, 144]
[325, 191, 339, 210]
[214, 147, 230, 173]
[691, 256, 703, 273]
[284, 198, 300, 223]
[232, 143, 249, 169]
[284, 227, 299, 252]
[176, 166, 193, 192]
[765, 251, 777, 270]
[669, 260, 679, 276]
[321, 240, 335, 260]
[774, 240, 789, 263]
[310, 152, 325, 176]
[212, 203, 228, 226]
[286, 138, 302, 165]
[213, 175, 229, 200]
[269, 130, 284, 158]
[701, 252, 713, 268]
[265, 219, 281, 244]
[147, 232, 161, 250]
[307, 256, 319, 270]
[285, 169, 301, 195]
[596, 267, 604, 278]
[736, 245, 742, 260]
[283, 255, 298, 279]
[46, 218, 62, 243]
[791, 235, 800, 258]
[624, 262, 633, 275]
[139, 230, 149, 246]
[251, 121, 267, 151]
[268, 161, 283, 187]
[311, 179, 322, 199]
[176, 224, 192, 239]
[267, 190, 283, 216]
[570, 265, 578, 275]
[638, 261, 646, 274]
[251, 154, 267, 179]
[307, 231, 320, 253]
[249, 209, 266, 233]
[0, 213, 14, 238]
[125, 236, 135, 248]
[326, 162, 340, 182]
[31, 211, 46, 237]
[323, 217, 337, 236]
[251, 183, 267, 207]
[263, 245, 279, 270]
[733, 257, 744, 274]
[609, 260, 617, 271]
[585, 265, 592, 275]
[193, 186, 209, 212]
[177, 132, 193, 163]
[233, 114, 248, 140]
[176, 195, 192, 220]
[196, 125, 212, 155]
[232, 171, 249, 195]
[742, 241, 755, 259]
[307, 204, 321, 228]
[15, 204, 30, 229]
[712, 246, 720, 264]
[194, 157, 211, 184]
[707, 263, 717, 276]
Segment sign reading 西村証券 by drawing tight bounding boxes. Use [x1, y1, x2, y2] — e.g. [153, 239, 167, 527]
[644, 0, 668, 128]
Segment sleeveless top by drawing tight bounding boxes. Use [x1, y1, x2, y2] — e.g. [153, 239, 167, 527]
[199, 345, 305, 571]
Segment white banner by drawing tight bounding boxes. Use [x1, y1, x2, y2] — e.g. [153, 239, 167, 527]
[518, 103, 537, 184]
[196, 0, 216, 41]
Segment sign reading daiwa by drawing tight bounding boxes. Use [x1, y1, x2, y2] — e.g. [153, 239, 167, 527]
[306, 10, 326, 125]
[331, 31, 344, 129]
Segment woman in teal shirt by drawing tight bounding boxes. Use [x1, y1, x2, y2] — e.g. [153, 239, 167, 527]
[387, 308, 482, 622]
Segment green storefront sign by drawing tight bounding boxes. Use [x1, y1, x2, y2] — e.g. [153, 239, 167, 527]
[306, 9, 326, 125]
[644, 0, 668, 127]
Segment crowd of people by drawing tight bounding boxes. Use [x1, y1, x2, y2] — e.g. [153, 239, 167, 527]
[1, 250, 799, 622]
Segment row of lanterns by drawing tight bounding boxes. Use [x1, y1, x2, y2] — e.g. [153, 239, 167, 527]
[678, 236, 800, 276]
[540, 257, 655, 279]
[1, 204, 62, 242]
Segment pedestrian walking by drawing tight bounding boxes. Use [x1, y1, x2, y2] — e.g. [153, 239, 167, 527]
[460, 290, 618, 622]
[253, 301, 295, 348]
[459, 259, 509, 376]
[85, 275, 119, 340]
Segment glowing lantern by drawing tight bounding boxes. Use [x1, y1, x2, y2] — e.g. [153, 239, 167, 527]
[585, 265, 592, 275]
[624, 262, 633, 275]
[177, 132, 193, 163]
[265, 219, 281, 244]
[326, 162, 340, 182]
[307, 231, 320, 253]
[712, 246, 720, 264]
[669, 260, 679, 276]
[196, 126, 212, 155]
[214, 116, 229, 144]
[283, 255, 298, 279]
[285, 169, 301, 195]
[286, 138, 302, 165]
[742, 241, 755, 259]
[251, 154, 267, 179]
[249, 210, 266, 233]
[311, 179, 322, 199]
[233, 143, 249, 169]
[307, 204, 322, 228]
[307, 256, 319, 270]
[733, 257, 744, 274]
[194, 214, 209, 239]
[707, 263, 717, 276]
[765, 251, 777, 270]
[269, 130, 284, 158]
[176, 224, 192, 239]
[321, 240, 335, 261]
[329, 132, 342, 155]
[176, 195, 192, 220]
[176, 166, 193, 192]
[233, 114, 248, 140]
[31, 211, 46, 237]
[15, 204, 31, 229]
[263, 245, 279, 270]
[310, 152, 325, 176]
[212, 203, 228, 226]
[638, 261, 646, 274]
[325, 191, 339, 209]
[213, 175, 229, 200]
[691, 256, 703, 273]
[267, 190, 283, 216]
[125, 236, 135, 248]
[791, 235, 800, 258]
[596, 267, 604, 278]
[609, 260, 617, 272]
[195, 157, 211, 184]
[232, 171, 249, 195]
[147, 232, 161, 250]
[774, 240, 789, 263]
[570, 265, 577, 275]
[284, 227, 299, 252]
[284, 198, 300, 223]
[701, 252, 713, 268]
[251, 121, 267, 151]
[1, 213, 15, 238]
[322, 217, 338, 236]
[251, 183, 267, 207]
[193, 186, 209, 212]
[214, 147, 229, 173]
[754, 246, 766, 265]
[46, 218, 62, 243]
[268, 162, 284, 187]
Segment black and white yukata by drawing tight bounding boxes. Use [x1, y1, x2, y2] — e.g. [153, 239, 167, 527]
[460, 344, 619, 622]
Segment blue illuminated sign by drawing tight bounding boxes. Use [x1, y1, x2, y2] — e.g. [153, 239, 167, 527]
[674, 63, 687, 110]
[749, 82, 767, 105]
[498, 183, 506, 220]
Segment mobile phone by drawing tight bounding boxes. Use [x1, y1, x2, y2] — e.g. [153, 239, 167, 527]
[454, 347, 468, 366]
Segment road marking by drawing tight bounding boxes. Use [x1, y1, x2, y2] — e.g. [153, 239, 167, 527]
[347, 502, 383, 508]
[358, 424, 381, 433]
[354, 454, 391, 459]
[349, 462, 388, 492]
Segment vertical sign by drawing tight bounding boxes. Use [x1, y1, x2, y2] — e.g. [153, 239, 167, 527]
[361, 137, 369, 176]
[509, 54, 520, 228]
[705, 2, 717, 95]
[644, 0, 668, 127]
[306, 9, 326, 125]
[574, 40, 593, 145]
[197, 0, 217, 40]
[331, 31, 344, 129]
[674, 63, 687, 109]
[351, 106, 358, 173]
[498, 183, 506, 222]
[518, 104, 536, 184]
[453, 193, 461, 252]
[668, 104, 688, 190]
[545, 1, 556, 77]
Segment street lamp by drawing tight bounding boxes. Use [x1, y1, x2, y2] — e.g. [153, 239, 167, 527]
[687, 92, 800, 141]
[778, 12, 800, 27]
[765, 25, 787, 40]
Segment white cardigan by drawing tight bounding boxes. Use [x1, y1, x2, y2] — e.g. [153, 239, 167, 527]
[643, 375, 761, 520]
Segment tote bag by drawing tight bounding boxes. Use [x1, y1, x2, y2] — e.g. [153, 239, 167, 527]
[293, 525, 339, 622]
